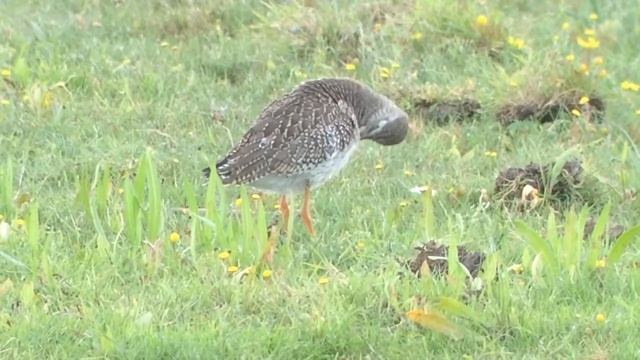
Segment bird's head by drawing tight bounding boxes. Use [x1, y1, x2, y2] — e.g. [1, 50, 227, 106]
[359, 97, 409, 146]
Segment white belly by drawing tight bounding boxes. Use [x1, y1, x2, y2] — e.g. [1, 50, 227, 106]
[249, 143, 358, 195]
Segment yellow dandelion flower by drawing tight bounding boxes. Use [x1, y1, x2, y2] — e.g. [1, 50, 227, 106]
[579, 96, 590, 105]
[169, 232, 180, 244]
[507, 263, 524, 274]
[410, 32, 423, 40]
[218, 251, 231, 260]
[227, 265, 239, 273]
[251, 193, 261, 200]
[0, 69, 10, 78]
[621, 80, 640, 92]
[584, 28, 595, 36]
[507, 36, 525, 49]
[0, 99, 9, 106]
[15, 218, 25, 228]
[571, 109, 581, 117]
[595, 258, 606, 268]
[577, 36, 600, 49]
[592, 56, 604, 65]
[578, 63, 589, 74]
[344, 63, 356, 71]
[595, 313, 605, 323]
[589, 13, 598, 21]
[233, 198, 243, 207]
[598, 69, 608, 78]
[262, 269, 272, 279]
[375, 163, 384, 170]
[318, 276, 329, 285]
[484, 151, 497, 157]
[475, 15, 488, 27]
[355, 240, 365, 250]
[565, 53, 575, 62]
[561, 22, 570, 31]
[403, 170, 414, 176]
[379, 67, 390, 79]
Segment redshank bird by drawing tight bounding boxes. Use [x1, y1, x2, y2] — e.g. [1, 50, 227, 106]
[209, 78, 408, 235]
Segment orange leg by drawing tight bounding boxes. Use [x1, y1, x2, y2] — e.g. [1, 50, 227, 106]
[279, 195, 290, 228]
[300, 185, 315, 236]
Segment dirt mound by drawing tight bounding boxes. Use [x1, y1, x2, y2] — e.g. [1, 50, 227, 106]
[494, 159, 583, 203]
[496, 91, 605, 125]
[408, 241, 486, 278]
[412, 97, 482, 124]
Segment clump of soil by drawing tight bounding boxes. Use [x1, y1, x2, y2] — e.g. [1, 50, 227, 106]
[408, 241, 486, 278]
[496, 90, 605, 125]
[494, 159, 583, 202]
[583, 217, 625, 244]
[412, 97, 482, 124]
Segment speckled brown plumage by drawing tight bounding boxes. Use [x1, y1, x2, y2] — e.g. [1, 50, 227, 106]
[214, 78, 408, 193]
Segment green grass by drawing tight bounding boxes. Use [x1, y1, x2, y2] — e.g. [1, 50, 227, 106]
[2, 0, 640, 358]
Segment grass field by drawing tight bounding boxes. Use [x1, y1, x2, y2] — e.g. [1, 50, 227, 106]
[2, 0, 640, 358]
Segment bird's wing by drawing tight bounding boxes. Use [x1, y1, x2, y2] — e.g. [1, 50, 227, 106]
[216, 90, 357, 184]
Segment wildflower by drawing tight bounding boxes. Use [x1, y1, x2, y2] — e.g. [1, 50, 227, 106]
[565, 53, 575, 62]
[595, 258, 606, 268]
[0, 69, 10, 78]
[577, 63, 589, 74]
[561, 22, 570, 31]
[507, 263, 525, 274]
[251, 193, 261, 200]
[507, 36, 525, 49]
[410, 186, 436, 196]
[0, 221, 9, 241]
[475, 15, 488, 27]
[595, 313, 605, 323]
[484, 151, 497, 158]
[584, 28, 595, 36]
[403, 170, 414, 177]
[233, 197, 243, 207]
[344, 62, 356, 71]
[375, 163, 384, 170]
[598, 69, 607, 78]
[577, 36, 600, 49]
[592, 56, 604, 65]
[621, 80, 640, 92]
[15, 218, 25, 228]
[227, 265, 239, 273]
[160, 41, 169, 47]
[379, 67, 390, 79]
[318, 276, 329, 285]
[589, 13, 598, 21]
[355, 241, 365, 250]
[579, 96, 590, 105]
[410, 32, 423, 40]
[571, 109, 581, 117]
[262, 269, 272, 279]
[169, 232, 180, 244]
[218, 251, 231, 260]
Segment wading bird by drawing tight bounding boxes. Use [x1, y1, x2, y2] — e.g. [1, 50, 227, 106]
[208, 78, 408, 235]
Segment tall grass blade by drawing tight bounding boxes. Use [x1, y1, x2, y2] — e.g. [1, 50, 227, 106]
[608, 225, 640, 264]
